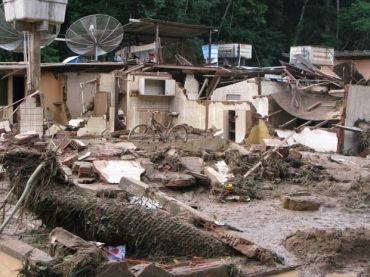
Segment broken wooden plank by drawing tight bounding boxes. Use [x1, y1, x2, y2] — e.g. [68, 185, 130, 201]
[310, 120, 328, 130]
[306, 101, 321, 111]
[262, 109, 283, 119]
[243, 132, 295, 179]
[294, 120, 313, 132]
[198, 78, 209, 98]
[205, 75, 221, 99]
[279, 118, 297, 129]
[175, 54, 193, 66]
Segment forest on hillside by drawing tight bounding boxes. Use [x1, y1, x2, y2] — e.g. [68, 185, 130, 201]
[0, 0, 369, 66]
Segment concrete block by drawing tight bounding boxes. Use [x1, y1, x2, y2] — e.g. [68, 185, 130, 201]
[72, 161, 91, 174]
[261, 138, 289, 158]
[77, 116, 107, 136]
[288, 149, 302, 160]
[93, 160, 145, 183]
[70, 139, 86, 151]
[179, 157, 204, 173]
[14, 132, 39, 144]
[25, 96, 36, 103]
[61, 152, 79, 167]
[119, 177, 214, 222]
[79, 164, 93, 176]
[282, 196, 320, 211]
[137, 158, 154, 176]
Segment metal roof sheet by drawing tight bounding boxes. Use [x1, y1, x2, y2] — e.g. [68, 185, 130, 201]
[122, 18, 217, 44]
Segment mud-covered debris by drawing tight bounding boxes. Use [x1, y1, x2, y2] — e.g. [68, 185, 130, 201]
[282, 196, 320, 211]
[284, 227, 370, 273]
[147, 171, 195, 187]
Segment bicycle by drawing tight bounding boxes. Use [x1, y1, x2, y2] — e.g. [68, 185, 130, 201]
[128, 110, 188, 142]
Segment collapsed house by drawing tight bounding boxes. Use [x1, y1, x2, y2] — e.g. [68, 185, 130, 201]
[1, 17, 370, 277]
[0, 18, 369, 157]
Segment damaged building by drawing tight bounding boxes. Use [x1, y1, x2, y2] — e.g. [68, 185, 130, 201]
[1, 15, 370, 277]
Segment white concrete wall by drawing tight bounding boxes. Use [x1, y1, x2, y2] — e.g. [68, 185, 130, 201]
[125, 74, 171, 129]
[211, 79, 290, 117]
[124, 73, 253, 133]
[65, 73, 100, 118]
[277, 128, 338, 152]
[184, 74, 200, 100]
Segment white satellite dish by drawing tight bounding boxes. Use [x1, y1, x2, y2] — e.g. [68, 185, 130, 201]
[0, 5, 60, 52]
[65, 14, 124, 60]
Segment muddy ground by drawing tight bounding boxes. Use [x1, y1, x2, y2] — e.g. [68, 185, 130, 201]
[1, 137, 370, 277]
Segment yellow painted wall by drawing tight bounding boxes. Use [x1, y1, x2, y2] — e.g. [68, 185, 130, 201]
[244, 119, 273, 144]
[0, 252, 22, 277]
[40, 72, 67, 125]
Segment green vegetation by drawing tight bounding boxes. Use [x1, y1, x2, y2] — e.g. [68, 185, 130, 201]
[1, 0, 369, 65]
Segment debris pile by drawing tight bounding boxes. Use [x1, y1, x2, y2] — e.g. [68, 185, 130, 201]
[284, 227, 370, 275]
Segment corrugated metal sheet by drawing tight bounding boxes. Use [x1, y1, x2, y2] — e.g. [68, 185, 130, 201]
[343, 85, 370, 155]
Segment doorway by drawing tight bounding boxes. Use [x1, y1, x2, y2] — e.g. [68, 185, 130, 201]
[12, 76, 25, 123]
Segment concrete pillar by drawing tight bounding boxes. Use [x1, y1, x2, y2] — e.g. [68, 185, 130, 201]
[28, 24, 41, 94]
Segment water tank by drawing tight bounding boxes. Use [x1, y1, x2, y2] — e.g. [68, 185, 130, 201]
[290, 46, 334, 66]
[202, 44, 218, 63]
[3, 0, 68, 24]
[218, 43, 252, 59]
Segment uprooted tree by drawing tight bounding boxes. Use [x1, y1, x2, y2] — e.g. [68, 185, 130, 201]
[2, 147, 234, 276]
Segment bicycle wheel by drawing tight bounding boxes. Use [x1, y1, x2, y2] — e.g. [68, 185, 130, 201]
[167, 124, 188, 142]
[128, 124, 154, 142]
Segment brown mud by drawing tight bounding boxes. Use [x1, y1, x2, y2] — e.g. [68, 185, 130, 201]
[284, 228, 370, 276]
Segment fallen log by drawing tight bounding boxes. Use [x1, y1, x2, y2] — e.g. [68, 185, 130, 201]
[2, 148, 233, 259]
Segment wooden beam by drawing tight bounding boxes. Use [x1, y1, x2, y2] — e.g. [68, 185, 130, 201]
[279, 118, 297, 129]
[306, 101, 321, 111]
[198, 78, 209, 98]
[205, 75, 221, 99]
[294, 120, 313, 132]
[310, 120, 328, 130]
[252, 95, 269, 99]
[264, 109, 282, 118]
[337, 85, 349, 153]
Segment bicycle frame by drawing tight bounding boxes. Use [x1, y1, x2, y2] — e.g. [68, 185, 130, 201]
[147, 111, 175, 141]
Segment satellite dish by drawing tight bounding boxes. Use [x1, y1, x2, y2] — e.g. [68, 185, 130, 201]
[66, 14, 124, 60]
[0, 6, 60, 52]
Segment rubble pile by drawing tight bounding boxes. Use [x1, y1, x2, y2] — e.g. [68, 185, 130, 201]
[2, 148, 235, 260]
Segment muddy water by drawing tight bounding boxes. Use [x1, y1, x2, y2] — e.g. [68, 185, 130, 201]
[0, 252, 22, 277]
[270, 272, 354, 277]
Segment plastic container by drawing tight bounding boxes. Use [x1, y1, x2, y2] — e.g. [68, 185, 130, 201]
[3, 0, 68, 24]
[202, 44, 218, 62]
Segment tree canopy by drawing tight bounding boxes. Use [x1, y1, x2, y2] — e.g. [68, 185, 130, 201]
[0, 0, 369, 66]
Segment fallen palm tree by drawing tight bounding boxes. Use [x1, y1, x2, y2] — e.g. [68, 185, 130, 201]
[2, 147, 233, 259]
